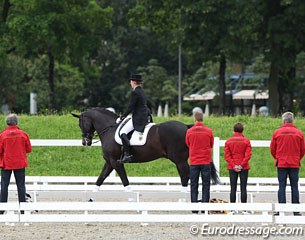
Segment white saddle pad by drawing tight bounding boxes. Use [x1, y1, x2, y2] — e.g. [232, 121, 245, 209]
[114, 118, 155, 146]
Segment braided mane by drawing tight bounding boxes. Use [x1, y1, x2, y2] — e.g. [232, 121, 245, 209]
[87, 107, 118, 119]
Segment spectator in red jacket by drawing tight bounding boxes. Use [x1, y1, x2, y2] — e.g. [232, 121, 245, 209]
[225, 122, 252, 205]
[0, 114, 32, 213]
[186, 111, 214, 211]
[270, 112, 305, 216]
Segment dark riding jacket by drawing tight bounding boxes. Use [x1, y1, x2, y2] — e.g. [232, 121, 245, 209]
[121, 86, 149, 133]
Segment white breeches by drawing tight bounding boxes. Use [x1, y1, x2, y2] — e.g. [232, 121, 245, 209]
[119, 118, 134, 135]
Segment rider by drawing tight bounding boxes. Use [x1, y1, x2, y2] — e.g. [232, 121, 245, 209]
[117, 74, 150, 163]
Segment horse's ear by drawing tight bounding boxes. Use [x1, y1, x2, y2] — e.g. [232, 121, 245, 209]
[71, 113, 80, 118]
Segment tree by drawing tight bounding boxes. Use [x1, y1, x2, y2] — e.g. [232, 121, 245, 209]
[130, 0, 260, 115]
[5, 0, 113, 110]
[256, 0, 305, 115]
[137, 59, 177, 113]
[85, 0, 178, 114]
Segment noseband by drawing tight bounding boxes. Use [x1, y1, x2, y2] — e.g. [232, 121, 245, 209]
[80, 114, 94, 145]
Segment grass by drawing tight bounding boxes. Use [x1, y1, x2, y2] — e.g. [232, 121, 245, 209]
[0, 113, 304, 178]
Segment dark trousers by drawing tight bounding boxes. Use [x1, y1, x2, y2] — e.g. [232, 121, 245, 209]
[277, 168, 299, 204]
[190, 164, 211, 203]
[1, 168, 26, 203]
[229, 169, 248, 203]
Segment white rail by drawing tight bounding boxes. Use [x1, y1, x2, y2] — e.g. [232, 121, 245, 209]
[3, 200, 305, 224]
[1, 202, 305, 224]
[5, 176, 305, 193]
[1, 202, 274, 223]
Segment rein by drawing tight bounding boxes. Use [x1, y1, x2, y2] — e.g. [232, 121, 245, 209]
[98, 124, 116, 136]
[92, 124, 116, 144]
[92, 133, 100, 144]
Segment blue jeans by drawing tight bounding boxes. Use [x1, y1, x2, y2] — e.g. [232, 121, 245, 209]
[229, 169, 248, 203]
[277, 168, 299, 204]
[190, 164, 211, 203]
[1, 168, 26, 203]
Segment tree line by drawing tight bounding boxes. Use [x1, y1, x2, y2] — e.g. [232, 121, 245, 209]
[1, 0, 305, 116]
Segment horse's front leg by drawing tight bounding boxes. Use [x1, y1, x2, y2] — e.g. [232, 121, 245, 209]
[110, 158, 130, 188]
[94, 162, 114, 191]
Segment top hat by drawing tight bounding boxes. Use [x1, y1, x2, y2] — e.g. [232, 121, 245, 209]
[129, 74, 143, 82]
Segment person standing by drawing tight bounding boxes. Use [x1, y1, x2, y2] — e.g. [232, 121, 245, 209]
[185, 111, 214, 212]
[224, 122, 252, 205]
[270, 112, 305, 216]
[0, 114, 32, 213]
[116, 74, 150, 163]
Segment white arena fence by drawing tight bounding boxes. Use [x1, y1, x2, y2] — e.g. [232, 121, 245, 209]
[1, 139, 305, 224]
[1, 202, 305, 225]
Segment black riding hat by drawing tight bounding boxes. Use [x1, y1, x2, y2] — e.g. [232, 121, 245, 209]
[129, 74, 143, 82]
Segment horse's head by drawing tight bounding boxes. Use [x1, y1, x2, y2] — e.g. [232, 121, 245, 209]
[72, 112, 95, 146]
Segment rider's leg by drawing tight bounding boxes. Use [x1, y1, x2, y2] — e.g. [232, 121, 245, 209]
[119, 133, 134, 163]
[119, 119, 134, 163]
[119, 118, 134, 136]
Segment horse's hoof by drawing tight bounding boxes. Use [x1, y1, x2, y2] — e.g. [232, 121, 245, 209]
[92, 185, 100, 192]
[124, 185, 132, 192]
[181, 186, 188, 193]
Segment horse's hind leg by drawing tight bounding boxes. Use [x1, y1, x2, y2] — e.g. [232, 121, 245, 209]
[95, 162, 114, 188]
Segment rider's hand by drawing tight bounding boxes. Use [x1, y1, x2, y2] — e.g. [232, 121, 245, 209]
[116, 118, 121, 124]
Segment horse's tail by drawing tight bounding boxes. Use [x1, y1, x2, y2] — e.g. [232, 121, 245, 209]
[210, 162, 221, 185]
[186, 124, 193, 129]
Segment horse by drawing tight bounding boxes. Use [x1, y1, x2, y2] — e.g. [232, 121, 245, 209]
[72, 107, 220, 191]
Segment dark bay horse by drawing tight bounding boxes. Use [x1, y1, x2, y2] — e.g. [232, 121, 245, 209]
[72, 107, 191, 189]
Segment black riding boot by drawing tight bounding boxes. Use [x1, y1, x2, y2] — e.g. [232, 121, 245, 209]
[119, 133, 134, 163]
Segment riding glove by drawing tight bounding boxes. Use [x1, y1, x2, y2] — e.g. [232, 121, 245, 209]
[116, 118, 121, 124]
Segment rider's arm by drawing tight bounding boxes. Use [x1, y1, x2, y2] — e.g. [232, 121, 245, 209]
[121, 91, 138, 120]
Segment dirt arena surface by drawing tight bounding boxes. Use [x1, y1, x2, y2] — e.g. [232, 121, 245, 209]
[1, 222, 304, 240]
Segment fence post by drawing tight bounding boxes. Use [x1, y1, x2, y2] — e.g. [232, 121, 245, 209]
[213, 137, 220, 175]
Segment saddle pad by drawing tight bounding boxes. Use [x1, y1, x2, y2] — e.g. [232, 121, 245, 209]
[114, 119, 155, 146]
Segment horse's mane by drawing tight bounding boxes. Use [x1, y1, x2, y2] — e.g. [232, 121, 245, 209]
[86, 107, 118, 119]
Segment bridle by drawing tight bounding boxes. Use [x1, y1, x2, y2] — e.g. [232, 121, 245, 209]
[80, 114, 95, 146]
[80, 113, 116, 145]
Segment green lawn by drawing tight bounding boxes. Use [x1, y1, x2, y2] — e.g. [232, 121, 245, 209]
[1, 113, 304, 177]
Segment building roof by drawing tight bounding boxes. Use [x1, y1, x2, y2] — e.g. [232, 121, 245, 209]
[232, 90, 269, 100]
[183, 90, 216, 101]
[183, 89, 269, 102]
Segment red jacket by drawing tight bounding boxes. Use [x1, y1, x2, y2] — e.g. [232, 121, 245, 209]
[270, 123, 305, 168]
[224, 132, 252, 170]
[0, 125, 32, 170]
[185, 122, 214, 165]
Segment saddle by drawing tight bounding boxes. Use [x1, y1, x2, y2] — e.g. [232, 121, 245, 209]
[114, 117, 155, 146]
